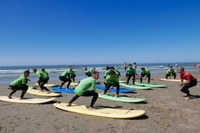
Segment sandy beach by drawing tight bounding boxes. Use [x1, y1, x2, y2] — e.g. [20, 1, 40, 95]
[0, 72, 200, 133]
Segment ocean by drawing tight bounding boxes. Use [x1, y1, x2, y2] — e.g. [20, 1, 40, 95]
[0, 62, 199, 85]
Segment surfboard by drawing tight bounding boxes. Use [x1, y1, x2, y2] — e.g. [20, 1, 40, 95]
[119, 81, 166, 88]
[52, 87, 75, 93]
[159, 78, 183, 82]
[70, 82, 78, 86]
[134, 82, 167, 88]
[35, 83, 58, 87]
[119, 83, 152, 90]
[96, 85, 135, 93]
[69, 81, 100, 86]
[98, 94, 146, 103]
[0, 96, 56, 104]
[53, 103, 145, 119]
[27, 87, 61, 97]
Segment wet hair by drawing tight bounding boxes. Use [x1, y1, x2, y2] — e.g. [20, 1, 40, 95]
[141, 67, 145, 70]
[92, 71, 99, 75]
[41, 68, 45, 71]
[24, 70, 30, 74]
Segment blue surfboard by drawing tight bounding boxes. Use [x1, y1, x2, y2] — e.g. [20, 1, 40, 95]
[52, 87, 75, 93]
[96, 85, 135, 93]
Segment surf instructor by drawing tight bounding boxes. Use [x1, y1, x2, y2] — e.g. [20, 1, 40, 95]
[67, 71, 99, 109]
[179, 67, 197, 99]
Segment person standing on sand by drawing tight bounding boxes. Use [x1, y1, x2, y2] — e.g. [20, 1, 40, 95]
[33, 68, 51, 93]
[67, 71, 99, 110]
[165, 66, 176, 79]
[178, 67, 197, 99]
[8, 70, 30, 99]
[126, 64, 137, 85]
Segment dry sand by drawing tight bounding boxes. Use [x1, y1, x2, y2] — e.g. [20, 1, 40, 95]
[0, 72, 200, 133]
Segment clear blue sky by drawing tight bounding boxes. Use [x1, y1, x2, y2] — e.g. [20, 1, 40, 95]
[0, 0, 200, 66]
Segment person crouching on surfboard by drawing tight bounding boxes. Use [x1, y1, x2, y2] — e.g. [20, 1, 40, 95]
[33, 68, 51, 93]
[178, 67, 197, 100]
[8, 70, 30, 99]
[104, 70, 120, 96]
[67, 71, 99, 110]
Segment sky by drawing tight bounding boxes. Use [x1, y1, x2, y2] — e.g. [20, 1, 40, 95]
[0, 0, 200, 66]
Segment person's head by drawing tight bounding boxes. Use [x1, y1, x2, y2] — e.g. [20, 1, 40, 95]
[92, 71, 99, 80]
[128, 64, 132, 67]
[109, 66, 114, 70]
[24, 70, 30, 77]
[141, 67, 145, 70]
[69, 66, 73, 70]
[178, 67, 184, 74]
[41, 68, 45, 72]
[32, 68, 37, 73]
[169, 66, 173, 69]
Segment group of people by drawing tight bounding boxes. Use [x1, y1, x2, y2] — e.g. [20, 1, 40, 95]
[7, 63, 198, 109]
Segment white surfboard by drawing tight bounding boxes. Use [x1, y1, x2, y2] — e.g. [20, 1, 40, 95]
[27, 87, 61, 97]
[0, 96, 56, 104]
[53, 103, 145, 119]
[159, 78, 185, 82]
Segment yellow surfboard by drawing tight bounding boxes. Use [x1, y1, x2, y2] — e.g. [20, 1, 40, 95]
[35, 83, 58, 87]
[0, 96, 56, 104]
[53, 103, 145, 119]
[27, 87, 61, 97]
[70, 82, 78, 86]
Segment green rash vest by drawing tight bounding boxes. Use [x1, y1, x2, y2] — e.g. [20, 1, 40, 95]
[74, 77, 96, 96]
[126, 67, 136, 75]
[167, 69, 175, 75]
[10, 75, 27, 86]
[60, 69, 73, 77]
[141, 69, 150, 75]
[105, 75, 119, 84]
[104, 70, 120, 77]
[36, 71, 48, 79]
[85, 69, 94, 75]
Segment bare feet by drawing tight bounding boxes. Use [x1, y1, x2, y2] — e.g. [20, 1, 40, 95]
[67, 103, 71, 107]
[46, 91, 51, 94]
[88, 107, 96, 110]
[19, 97, 25, 100]
[8, 96, 12, 99]
[185, 96, 194, 100]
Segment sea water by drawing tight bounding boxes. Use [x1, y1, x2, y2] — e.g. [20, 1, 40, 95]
[0, 62, 199, 85]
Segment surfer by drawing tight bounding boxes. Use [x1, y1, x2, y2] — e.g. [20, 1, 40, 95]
[59, 66, 73, 88]
[103, 70, 120, 96]
[165, 66, 176, 79]
[126, 64, 137, 85]
[33, 68, 51, 93]
[8, 70, 30, 99]
[179, 67, 197, 99]
[140, 67, 151, 84]
[67, 71, 99, 109]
